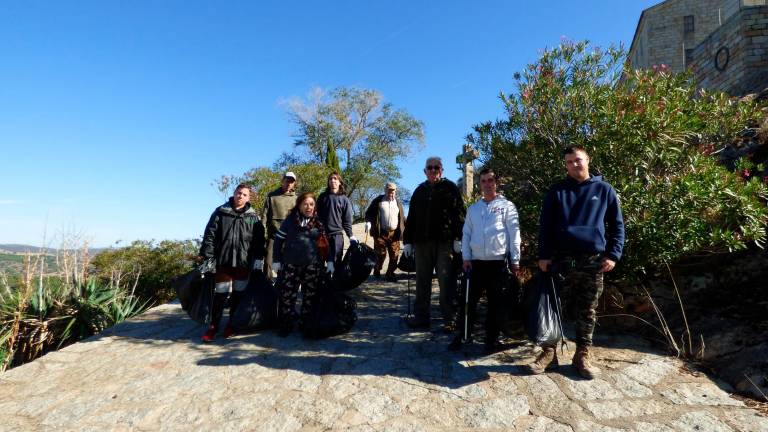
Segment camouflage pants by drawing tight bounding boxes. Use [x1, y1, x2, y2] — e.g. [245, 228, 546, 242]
[278, 264, 321, 325]
[557, 256, 604, 347]
[374, 230, 400, 276]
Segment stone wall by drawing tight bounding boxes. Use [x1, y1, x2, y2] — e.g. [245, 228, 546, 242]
[690, 5, 768, 95]
[629, 0, 732, 72]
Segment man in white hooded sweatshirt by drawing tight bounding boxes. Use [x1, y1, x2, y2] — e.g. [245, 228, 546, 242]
[449, 167, 521, 353]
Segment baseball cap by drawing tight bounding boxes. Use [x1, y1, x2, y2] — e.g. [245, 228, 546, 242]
[284, 171, 297, 180]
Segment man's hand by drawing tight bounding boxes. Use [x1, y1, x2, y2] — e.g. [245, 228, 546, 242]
[538, 259, 552, 272]
[403, 244, 413, 257]
[349, 236, 358, 245]
[453, 240, 462, 254]
[600, 258, 616, 273]
[252, 259, 264, 271]
[462, 260, 472, 272]
[364, 221, 371, 232]
[509, 263, 521, 277]
[326, 261, 335, 274]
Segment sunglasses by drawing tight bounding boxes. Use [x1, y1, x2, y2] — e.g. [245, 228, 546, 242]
[425, 165, 442, 171]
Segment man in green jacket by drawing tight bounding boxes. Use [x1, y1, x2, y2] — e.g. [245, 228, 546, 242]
[262, 171, 297, 279]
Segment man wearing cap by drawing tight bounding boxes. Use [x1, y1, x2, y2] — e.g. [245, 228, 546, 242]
[365, 182, 406, 282]
[262, 171, 297, 278]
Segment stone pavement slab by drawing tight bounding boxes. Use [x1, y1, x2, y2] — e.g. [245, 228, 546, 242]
[1, 276, 767, 431]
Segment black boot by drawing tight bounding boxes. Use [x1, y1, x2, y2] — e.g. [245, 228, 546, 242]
[223, 290, 243, 338]
[202, 293, 228, 342]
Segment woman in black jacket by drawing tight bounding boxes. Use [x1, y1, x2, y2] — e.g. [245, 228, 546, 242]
[271, 192, 328, 336]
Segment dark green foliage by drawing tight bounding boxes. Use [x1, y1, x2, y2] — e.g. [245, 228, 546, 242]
[325, 136, 341, 171]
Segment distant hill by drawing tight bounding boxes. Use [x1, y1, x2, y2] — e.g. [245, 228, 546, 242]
[0, 244, 106, 255]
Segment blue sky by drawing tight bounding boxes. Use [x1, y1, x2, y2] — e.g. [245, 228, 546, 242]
[0, 0, 659, 248]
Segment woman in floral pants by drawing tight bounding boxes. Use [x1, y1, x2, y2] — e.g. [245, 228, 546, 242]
[271, 192, 328, 336]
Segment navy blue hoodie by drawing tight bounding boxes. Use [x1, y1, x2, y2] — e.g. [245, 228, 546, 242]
[538, 175, 625, 261]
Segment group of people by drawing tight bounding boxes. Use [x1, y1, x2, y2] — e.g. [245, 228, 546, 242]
[197, 145, 624, 380]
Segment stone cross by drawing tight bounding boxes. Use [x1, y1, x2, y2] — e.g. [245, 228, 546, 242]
[456, 143, 480, 201]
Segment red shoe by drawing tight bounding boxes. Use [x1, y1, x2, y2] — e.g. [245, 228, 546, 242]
[201, 325, 217, 342]
[222, 323, 235, 339]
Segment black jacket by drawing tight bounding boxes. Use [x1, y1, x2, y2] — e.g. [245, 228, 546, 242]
[364, 195, 406, 240]
[403, 179, 465, 244]
[272, 210, 325, 267]
[200, 199, 266, 268]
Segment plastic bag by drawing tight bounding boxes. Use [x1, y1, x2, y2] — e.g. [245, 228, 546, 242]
[302, 273, 358, 339]
[333, 242, 377, 291]
[498, 267, 524, 337]
[396, 253, 415, 273]
[172, 268, 214, 325]
[230, 271, 278, 331]
[524, 271, 564, 346]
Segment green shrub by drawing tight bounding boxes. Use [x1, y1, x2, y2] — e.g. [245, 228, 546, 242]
[467, 40, 768, 280]
[90, 239, 199, 304]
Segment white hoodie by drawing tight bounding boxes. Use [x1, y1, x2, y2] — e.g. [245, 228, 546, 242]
[461, 195, 521, 263]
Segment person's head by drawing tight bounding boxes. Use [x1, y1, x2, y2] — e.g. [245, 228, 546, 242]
[384, 182, 397, 200]
[294, 192, 316, 218]
[281, 171, 297, 193]
[232, 184, 252, 210]
[424, 156, 443, 184]
[563, 145, 591, 182]
[478, 167, 498, 200]
[327, 171, 346, 195]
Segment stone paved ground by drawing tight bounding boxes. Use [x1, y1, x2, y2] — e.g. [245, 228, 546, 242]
[2, 274, 767, 431]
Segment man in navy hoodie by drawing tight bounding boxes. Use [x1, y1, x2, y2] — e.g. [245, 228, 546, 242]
[526, 145, 625, 379]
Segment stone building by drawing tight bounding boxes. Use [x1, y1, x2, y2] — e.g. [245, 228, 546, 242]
[628, 0, 768, 96]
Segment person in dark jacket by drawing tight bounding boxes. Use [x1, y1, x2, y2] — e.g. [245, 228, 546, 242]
[317, 171, 357, 274]
[262, 171, 297, 279]
[271, 192, 328, 337]
[199, 183, 266, 342]
[526, 145, 625, 379]
[364, 182, 406, 282]
[402, 156, 466, 331]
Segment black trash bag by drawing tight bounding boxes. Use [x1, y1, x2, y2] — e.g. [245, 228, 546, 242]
[333, 242, 377, 291]
[172, 268, 201, 311]
[172, 268, 214, 325]
[230, 271, 278, 332]
[302, 273, 358, 339]
[524, 271, 564, 347]
[397, 253, 415, 273]
[498, 267, 524, 337]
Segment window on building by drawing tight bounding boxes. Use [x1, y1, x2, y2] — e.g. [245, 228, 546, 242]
[685, 49, 694, 67]
[684, 15, 694, 34]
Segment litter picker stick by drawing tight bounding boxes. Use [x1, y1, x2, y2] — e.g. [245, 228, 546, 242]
[462, 271, 470, 342]
[550, 276, 568, 354]
[406, 271, 412, 317]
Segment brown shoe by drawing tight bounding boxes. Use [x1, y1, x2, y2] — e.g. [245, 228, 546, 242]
[525, 347, 559, 375]
[573, 345, 601, 379]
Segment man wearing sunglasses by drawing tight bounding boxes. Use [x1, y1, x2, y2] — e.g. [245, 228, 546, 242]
[402, 157, 465, 331]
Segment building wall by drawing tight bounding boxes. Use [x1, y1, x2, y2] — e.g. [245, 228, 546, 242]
[690, 6, 768, 95]
[628, 0, 734, 72]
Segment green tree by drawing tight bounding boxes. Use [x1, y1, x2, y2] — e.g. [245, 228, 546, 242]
[467, 40, 767, 280]
[285, 86, 425, 216]
[325, 136, 341, 172]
